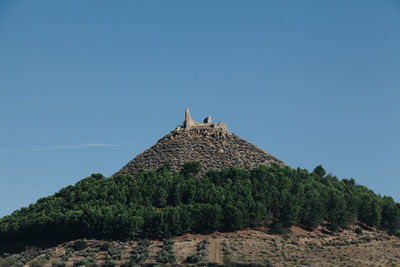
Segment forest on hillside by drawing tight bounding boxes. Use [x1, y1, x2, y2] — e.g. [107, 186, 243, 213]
[0, 162, 399, 244]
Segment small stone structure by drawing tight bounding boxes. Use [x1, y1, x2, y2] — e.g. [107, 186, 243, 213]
[115, 109, 284, 177]
[179, 108, 228, 132]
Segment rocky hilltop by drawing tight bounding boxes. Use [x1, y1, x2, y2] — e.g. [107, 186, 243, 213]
[116, 109, 284, 177]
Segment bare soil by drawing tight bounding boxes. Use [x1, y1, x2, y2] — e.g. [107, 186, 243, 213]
[13, 226, 400, 266]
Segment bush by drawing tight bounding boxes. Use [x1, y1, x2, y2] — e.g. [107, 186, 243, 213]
[82, 249, 95, 258]
[186, 253, 201, 263]
[30, 257, 47, 267]
[122, 263, 140, 267]
[156, 249, 176, 264]
[269, 222, 290, 234]
[44, 250, 53, 260]
[164, 239, 174, 248]
[355, 227, 363, 235]
[61, 248, 74, 262]
[186, 239, 209, 263]
[0, 257, 18, 267]
[61, 254, 69, 262]
[183, 161, 202, 175]
[65, 247, 74, 257]
[73, 259, 86, 266]
[107, 245, 122, 260]
[52, 260, 66, 267]
[130, 239, 150, 263]
[84, 255, 95, 263]
[100, 242, 111, 251]
[1, 253, 10, 258]
[156, 239, 176, 264]
[72, 240, 88, 251]
[223, 254, 233, 265]
[15, 252, 34, 264]
[25, 246, 40, 258]
[104, 254, 116, 265]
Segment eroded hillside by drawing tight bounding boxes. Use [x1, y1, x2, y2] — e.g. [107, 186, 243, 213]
[3, 226, 400, 267]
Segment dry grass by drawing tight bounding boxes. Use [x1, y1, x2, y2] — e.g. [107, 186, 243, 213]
[11, 226, 400, 266]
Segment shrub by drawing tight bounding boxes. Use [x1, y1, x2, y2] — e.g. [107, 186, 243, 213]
[30, 257, 47, 267]
[163, 238, 174, 249]
[73, 259, 86, 266]
[186, 253, 201, 263]
[15, 252, 35, 264]
[183, 161, 202, 175]
[61, 254, 69, 262]
[65, 247, 74, 257]
[156, 239, 176, 264]
[104, 254, 116, 265]
[100, 242, 111, 251]
[25, 246, 40, 258]
[0, 257, 17, 267]
[107, 245, 122, 260]
[52, 260, 66, 267]
[84, 255, 95, 263]
[156, 249, 176, 264]
[10, 260, 24, 267]
[1, 253, 10, 258]
[72, 240, 88, 251]
[223, 254, 233, 265]
[130, 239, 150, 263]
[61, 248, 74, 262]
[186, 239, 209, 263]
[269, 222, 290, 234]
[82, 249, 94, 258]
[44, 250, 53, 260]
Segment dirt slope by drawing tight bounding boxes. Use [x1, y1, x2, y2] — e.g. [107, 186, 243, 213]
[4, 226, 400, 266]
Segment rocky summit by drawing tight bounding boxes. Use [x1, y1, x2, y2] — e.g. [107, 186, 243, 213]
[116, 109, 284, 177]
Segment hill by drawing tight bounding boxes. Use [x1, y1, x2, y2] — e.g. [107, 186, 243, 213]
[1, 164, 399, 249]
[0, 109, 399, 266]
[2, 224, 400, 266]
[116, 109, 284, 177]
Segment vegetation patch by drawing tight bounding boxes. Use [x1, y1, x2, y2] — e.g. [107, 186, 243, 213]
[186, 238, 210, 264]
[1, 164, 400, 251]
[156, 239, 176, 264]
[52, 260, 66, 267]
[129, 239, 150, 264]
[71, 239, 88, 251]
[104, 244, 122, 265]
[30, 257, 47, 267]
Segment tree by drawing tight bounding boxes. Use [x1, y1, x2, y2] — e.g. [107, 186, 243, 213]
[381, 196, 400, 234]
[313, 165, 326, 177]
[300, 189, 324, 229]
[182, 161, 202, 176]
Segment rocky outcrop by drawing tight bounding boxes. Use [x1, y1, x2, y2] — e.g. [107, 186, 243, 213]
[115, 109, 284, 177]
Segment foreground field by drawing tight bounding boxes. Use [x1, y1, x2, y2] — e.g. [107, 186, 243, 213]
[3, 226, 400, 266]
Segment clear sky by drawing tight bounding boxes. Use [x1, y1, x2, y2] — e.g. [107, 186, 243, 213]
[1, 1, 399, 217]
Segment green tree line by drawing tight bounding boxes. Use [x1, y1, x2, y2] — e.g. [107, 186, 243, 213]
[0, 162, 399, 243]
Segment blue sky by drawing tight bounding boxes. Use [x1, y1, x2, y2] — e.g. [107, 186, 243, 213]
[1, 1, 399, 217]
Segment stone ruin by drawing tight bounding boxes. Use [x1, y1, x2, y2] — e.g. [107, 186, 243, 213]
[178, 108, 228, 131]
